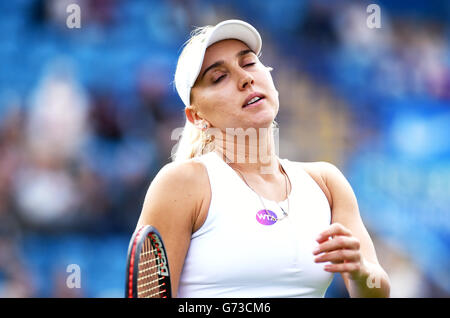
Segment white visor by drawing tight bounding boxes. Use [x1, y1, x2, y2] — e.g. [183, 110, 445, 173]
[174, 19, 262, 108]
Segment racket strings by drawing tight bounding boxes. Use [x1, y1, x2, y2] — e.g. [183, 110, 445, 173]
[138, 281, 165, 292]
[139, 288, 168, 298]
[137, 235, 167, 298]
[139, 248, 158, 257]
[137, 271, 160, 281]
[139, 258, 162, 268]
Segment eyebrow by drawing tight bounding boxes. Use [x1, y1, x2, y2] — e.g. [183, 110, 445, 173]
[200, 49, 254, 81]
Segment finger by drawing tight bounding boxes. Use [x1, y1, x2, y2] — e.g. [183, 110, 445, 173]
[313, 236, 360, 255]
[324, 262, 361, 274]
[314, 249, 361, 264]
[316, 223, 352, 243]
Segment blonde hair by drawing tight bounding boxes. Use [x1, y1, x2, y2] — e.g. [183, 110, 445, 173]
[171, 25, 275, 162]
[172, 25, 215, 162]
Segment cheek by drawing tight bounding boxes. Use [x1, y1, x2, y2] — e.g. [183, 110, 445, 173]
[201, 90, 227, 111]
[260, 71, 279, 108]
[195, 89, 232, 120]
[264, 70, 278, 94]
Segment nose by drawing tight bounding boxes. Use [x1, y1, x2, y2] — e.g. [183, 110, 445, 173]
[237, 71, 254, 90]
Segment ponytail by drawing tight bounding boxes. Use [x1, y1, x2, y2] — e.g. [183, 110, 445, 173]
[171, 119, 215, 162]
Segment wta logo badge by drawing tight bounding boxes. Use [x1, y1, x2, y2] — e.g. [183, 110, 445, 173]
[256, 210, 277, 225]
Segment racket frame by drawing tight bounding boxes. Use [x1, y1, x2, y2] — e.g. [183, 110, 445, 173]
[125, 225, 171, 298]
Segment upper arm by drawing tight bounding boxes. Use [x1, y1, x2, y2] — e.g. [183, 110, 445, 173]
[301, 161, 380, 293]
[319, 162, 381, 287]
[320, 162, 378, 260]
[136, 160, 209, 297]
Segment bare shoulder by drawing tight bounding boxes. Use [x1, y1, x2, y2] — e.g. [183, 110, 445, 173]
[299, 161, 344, 182]
[144, 159, 209, 206]
[136, 159, 210, 297]
[137, 158, 210, 229]
[299, 161, 358, 214]
[290, 161, 348, 210]
[154, 158, 209, 190]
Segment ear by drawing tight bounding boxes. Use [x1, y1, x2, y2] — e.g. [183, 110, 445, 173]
[185, 106, 207, 128]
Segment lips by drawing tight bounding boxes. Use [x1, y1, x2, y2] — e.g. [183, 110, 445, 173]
[242, 92, 265, 108]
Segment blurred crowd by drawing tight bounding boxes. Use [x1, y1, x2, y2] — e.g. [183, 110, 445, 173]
[0, 0, 449, 297]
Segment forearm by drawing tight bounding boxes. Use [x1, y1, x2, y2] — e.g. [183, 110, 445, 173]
[346, 260, 390, 298]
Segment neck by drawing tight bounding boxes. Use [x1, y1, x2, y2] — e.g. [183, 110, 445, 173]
[212, 126, 279, 175]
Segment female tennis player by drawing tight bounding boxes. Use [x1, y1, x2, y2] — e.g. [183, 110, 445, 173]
[136, 19, 390, 298]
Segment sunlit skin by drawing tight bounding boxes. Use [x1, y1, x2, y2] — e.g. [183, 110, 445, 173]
[189, 39, 278, 132]
[186, 39, 281, 177]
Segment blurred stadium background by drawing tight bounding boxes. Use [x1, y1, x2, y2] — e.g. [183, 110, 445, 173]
[0, 0, 449, 297]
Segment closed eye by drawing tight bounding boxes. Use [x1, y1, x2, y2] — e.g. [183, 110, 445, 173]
[212, 63, 255, 84]
[213, 74, 226, 84]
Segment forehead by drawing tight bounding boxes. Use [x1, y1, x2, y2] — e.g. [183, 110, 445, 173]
[200, 39, 251, 71]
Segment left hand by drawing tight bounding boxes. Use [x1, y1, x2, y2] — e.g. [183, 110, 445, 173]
[313, 223, 368, 281]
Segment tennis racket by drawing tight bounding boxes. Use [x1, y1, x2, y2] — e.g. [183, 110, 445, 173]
[125, 225, 171, 298]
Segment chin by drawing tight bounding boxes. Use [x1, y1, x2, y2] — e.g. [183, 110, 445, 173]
[247, 116, 276, 130]
[253, 108, 277, 128]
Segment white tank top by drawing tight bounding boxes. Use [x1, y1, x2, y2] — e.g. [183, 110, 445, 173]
[177, 151, 334, 298]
